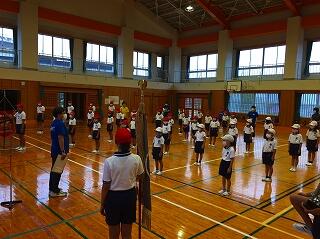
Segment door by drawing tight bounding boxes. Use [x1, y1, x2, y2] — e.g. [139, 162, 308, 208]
[184, 97, 203, 117]
[0, 90, 20, 111]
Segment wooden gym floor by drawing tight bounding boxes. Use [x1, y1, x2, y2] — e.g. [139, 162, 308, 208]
[0, 122, 319, 239]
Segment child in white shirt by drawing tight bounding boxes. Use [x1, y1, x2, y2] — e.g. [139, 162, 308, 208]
[152, 127, 165, 175]
[243, 119, 254, 153]
[106, 111, 114, 143]
[262, 128, 277, 182]
[264, 117, 274, 139]
[68, 112, 76, 147]
[288, 124, 303, 172]
[209, 116, 220, 147]
[130, 117, 136, 149]
[204, 112, 212, 137]
[228, 120, 238, 151]
[194, 124, 206, 166]
[306, 121, 320, 166]
[92, 115, 101, 154]
[182, 115, 190, 142]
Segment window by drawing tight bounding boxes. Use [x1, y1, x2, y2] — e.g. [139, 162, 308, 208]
[228, 93, 279, 116]
[133, 51, 150, 77]
[188, 54, 218, 79]
[299, 94, 320, 118]
[238, 45, 285, 77]
[38, 34, 71, 68]
[0, 27, 15, 63]
[309, 41, 320, 74]
[157, 56, 163, 68]
[85, 43, 114, 73]
[184, 97, 202, 117]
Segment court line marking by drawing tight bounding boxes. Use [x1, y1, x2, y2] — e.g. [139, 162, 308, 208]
[20, 139, 305, 239]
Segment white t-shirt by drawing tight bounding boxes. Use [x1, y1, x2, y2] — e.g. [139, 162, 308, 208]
[222, 147, 235, 162]
[14, 111, 26, 124]
[306, 130, 320, 140]
[67, 105, 74, 114]
[93, 122, 101, 131]
[107, 117, 114, 124]
[169, 119, 174, 126]
[230, 118, 237, 124]
[191, 122, 199, 131]
[228, 127, 238, 136]
[182, 117, 190, 125]
[210, 121, 220, 128]
[195, 131, 206, 142]
[130, 121, 136, 130]
[264, 123, 274, 130]
[87, 112, 94, 120]
[155, 114, 163, 121]
[288, 134, 303, 144]
[153, 136, 164, 148]
[69, 118, 76, 126]
[91, 105, 96, 112]
[243, 125, 254, 135]
[108, 105, 115, 112]
[116, 112, 124, 120]
[37, 106, 45, 114]
[178, 113, 184, 120]
[197, 112, 203, 119]
[162, 125, 170, 134]
[222, 115, 229, 121]
[102, 152, 144, 191]
[205, 116, 212, 124]
[262, 139, 277, 152]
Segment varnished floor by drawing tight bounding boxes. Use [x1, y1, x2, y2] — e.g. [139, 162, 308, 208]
[0, 122, 319, 239]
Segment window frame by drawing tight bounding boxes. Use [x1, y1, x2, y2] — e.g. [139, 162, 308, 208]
[133, 50, 150, 77]
[308, 41, 320, 74]
[0, 26, 16, 65]
[187, 53, 218, 80]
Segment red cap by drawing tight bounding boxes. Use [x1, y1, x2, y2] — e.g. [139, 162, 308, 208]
[110, 101, 113, 104]
[121, 119, 128, 126]
[94, 113, 100, 119]
[17, 104, 23, 109]
[115, 128, 132, 145]
[108, 110, 113, 114]
[70, 111, 75, 116]
[163, 117, 169, 122]
[193, 116, 198, 120]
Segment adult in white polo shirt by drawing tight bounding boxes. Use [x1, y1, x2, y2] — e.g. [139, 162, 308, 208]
[100, 128, 144, 239]
[14, 104, 26, 151]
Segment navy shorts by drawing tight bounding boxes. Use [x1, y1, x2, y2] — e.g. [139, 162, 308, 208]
[107, 124, 113, 132]
[289, 143, 301, 156]
[16, 124, 25, 135]
[37, 113, 44, 122]
[163, 133, 170, 145]
[195, 141, 204, 154]
[92, 131, 100, 140]
[210, 128, 218, 137]
[219, 160, 232, 179]
[152, 147, 163, 161]
[244, 133, 252, 143]
[262, 152, 274, 165]
[306, 139, 318, 152]
[131, 129, 136, 139]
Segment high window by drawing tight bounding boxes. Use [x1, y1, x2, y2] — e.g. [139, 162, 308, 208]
[85, 43, 114, 73]
[188, 54, 218, 79]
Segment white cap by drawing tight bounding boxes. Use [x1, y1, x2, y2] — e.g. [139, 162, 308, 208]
[291, 124, 300, 129]
[197, 124, 205, 129]
[222, 134, 234, 143]
[268, 128, 276, 135]
[230, 119, 237, 125]
[155, 127, 162, 133]
[310, 121, 318, 127]
[246, 118, 252, 123]
[265, 117, 272, 121]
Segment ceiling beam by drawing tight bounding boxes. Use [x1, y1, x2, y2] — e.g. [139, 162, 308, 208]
[195, 0, 229, 29]
[283, 0, 300, 15]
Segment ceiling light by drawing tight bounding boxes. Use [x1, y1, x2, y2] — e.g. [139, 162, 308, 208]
[185, 5, 194, 12]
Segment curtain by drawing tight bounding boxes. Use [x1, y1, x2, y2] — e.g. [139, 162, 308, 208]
[303, 41, 313, 77]
[13, 27, 18, 66]
[234, 50, 240, 78]
[225, 91, 230, 111]
[69, 38, 74, 72]
[148, 54, 152, 79]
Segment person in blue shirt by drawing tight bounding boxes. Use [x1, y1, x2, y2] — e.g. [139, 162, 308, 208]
[49, 106, 69, 197]
[247, 106, 259, 137]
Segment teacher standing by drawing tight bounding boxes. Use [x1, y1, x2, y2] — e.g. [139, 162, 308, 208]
[247, 105, 258, 137]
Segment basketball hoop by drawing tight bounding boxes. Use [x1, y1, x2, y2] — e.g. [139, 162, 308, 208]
[226, 80, 242, 93]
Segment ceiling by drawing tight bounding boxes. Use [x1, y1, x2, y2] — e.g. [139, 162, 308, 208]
[137, 0, 300, 31]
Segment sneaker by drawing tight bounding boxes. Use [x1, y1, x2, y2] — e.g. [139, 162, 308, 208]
[290, 168, 297, 172]
[191, 146, 195, 149]
[212, 145, 215, 147]
[15, 146, 21, 150]
[17, 147, 26, 152]
[222, 191, 230, 196]
[245, 151, 249, 154]
[49, 191, 68, 198]
[95, 150, 99, 154]
[88, 135, 92, 138]
[92, 150, 97, 153]
[197, 162, 201, 166]
[156, 171, 162, 175]
[178, 133, 182, 135]
[292, 223, 312, 236]
[306, 162, 313, 166]
[218, 190, 225, 195]
[265, 178, 272, 182]
[107, 140, 112, 143]
[152, 170, 159, 174]
[208, 144, 211, 146]
[262, 177, 267, 182]
[163, 152, 168, 155]
[131, 146, 136, 149]
[193, 162, 199, 166]
[182, 139, 187, 142]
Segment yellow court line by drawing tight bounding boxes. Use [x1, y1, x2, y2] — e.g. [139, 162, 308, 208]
[262, 205, 293, 225]
[21, 139, 303, 239]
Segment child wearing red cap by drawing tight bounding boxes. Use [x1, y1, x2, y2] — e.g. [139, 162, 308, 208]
[67, 101, 74, 119]
[130, 116, 136, 149]
[87, 108, 94, 138]
[36, 101, 45, 134]
[14, 104, 26, 151]
[120, 119, 129, 130]
[168, 114, 174, 136]
[106, 111, 114, 143]
[162, 117, 171, 155]
[68, 111, 76, 147]
[92, 114, 101, 154]
[178, 109, 184, 134]
[115, 107, 123, 129]
[182, 113, 190, 142]
[191, 116, 199, 149]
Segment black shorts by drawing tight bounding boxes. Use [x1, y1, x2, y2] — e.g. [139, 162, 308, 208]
[205, 123, 210, 131]
[232, 136, 237, 147]
[107, 124, 113, 132]
[116, 119, 121, 126]
[191, 129, 197, 136]
[289, 143, 301, 156]
[179, 119, 182, 125]
[198, 118, 202, 123]
[37, 113, 44, 122]
[195, 141, 204, 154]
[163, 133, 170, 145]
[104, 188, 136, 226]
[312, 216, 320, 239]
[16, 124, 25, 135]
[306, 139, 318, 152]
[263, 129, 269, 139]
[219, 160, 232, 179]
[222, 121, 228, 128]
[92, 131, 100, 140]
[183, 125, 189, 132]
[262, 152, 274, 165]
[244, 133, 252, 143]
[68, 125, 76, 135]
[130, 129, 136, 139]
[210, 128, 218, 137]
[87, 119, 93, 128]
[155, 120, 162, 128]
[152, 147, 163, 161]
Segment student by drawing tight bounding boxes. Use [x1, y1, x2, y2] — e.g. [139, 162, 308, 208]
[106, 111, 114, 143]
[262, 128, 277, 182]
[129, 116, 136, 149]
[178, 109, 184, 134]
[92, 114, 101, 154]
[182, 114, 190, 142]
[197, 111, 203, 124]
[87, 108, 94, 138]
[120, 101, 129, 119]
[204, 112, 212, 137]
[100, 128, 144, 239]
[263, 117, 274, 139]
[155, 110, 163, 128]
[219, 134, 235, 196]
[221, 111, 229, 134]
[228, 120, 238, 151]
[209, 116, 220, 147]
[247, 106, 259, 137]
[120, 119, 129, 130]
[243, 119, 254, 153]
[36, 101, 45, 134]
[115, 107, 123, 129]
[168, 114, 174, 136]
[194, 124, 206, 166]
[14, 104, 26, 152]
[230, 113, 238, 126]
[312, 107, 320, 128]
[288, 124, 303, 172]
[306, 121, 320, 166]
[162, 117, 171, 155]
[152, 127, 165, 175]
[108, 101, 115, 116]
[68, 111, 76, 147]
[191, 116, 199, 149]
[89, 103, 96, 112]
[67, 101, 74, 119]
